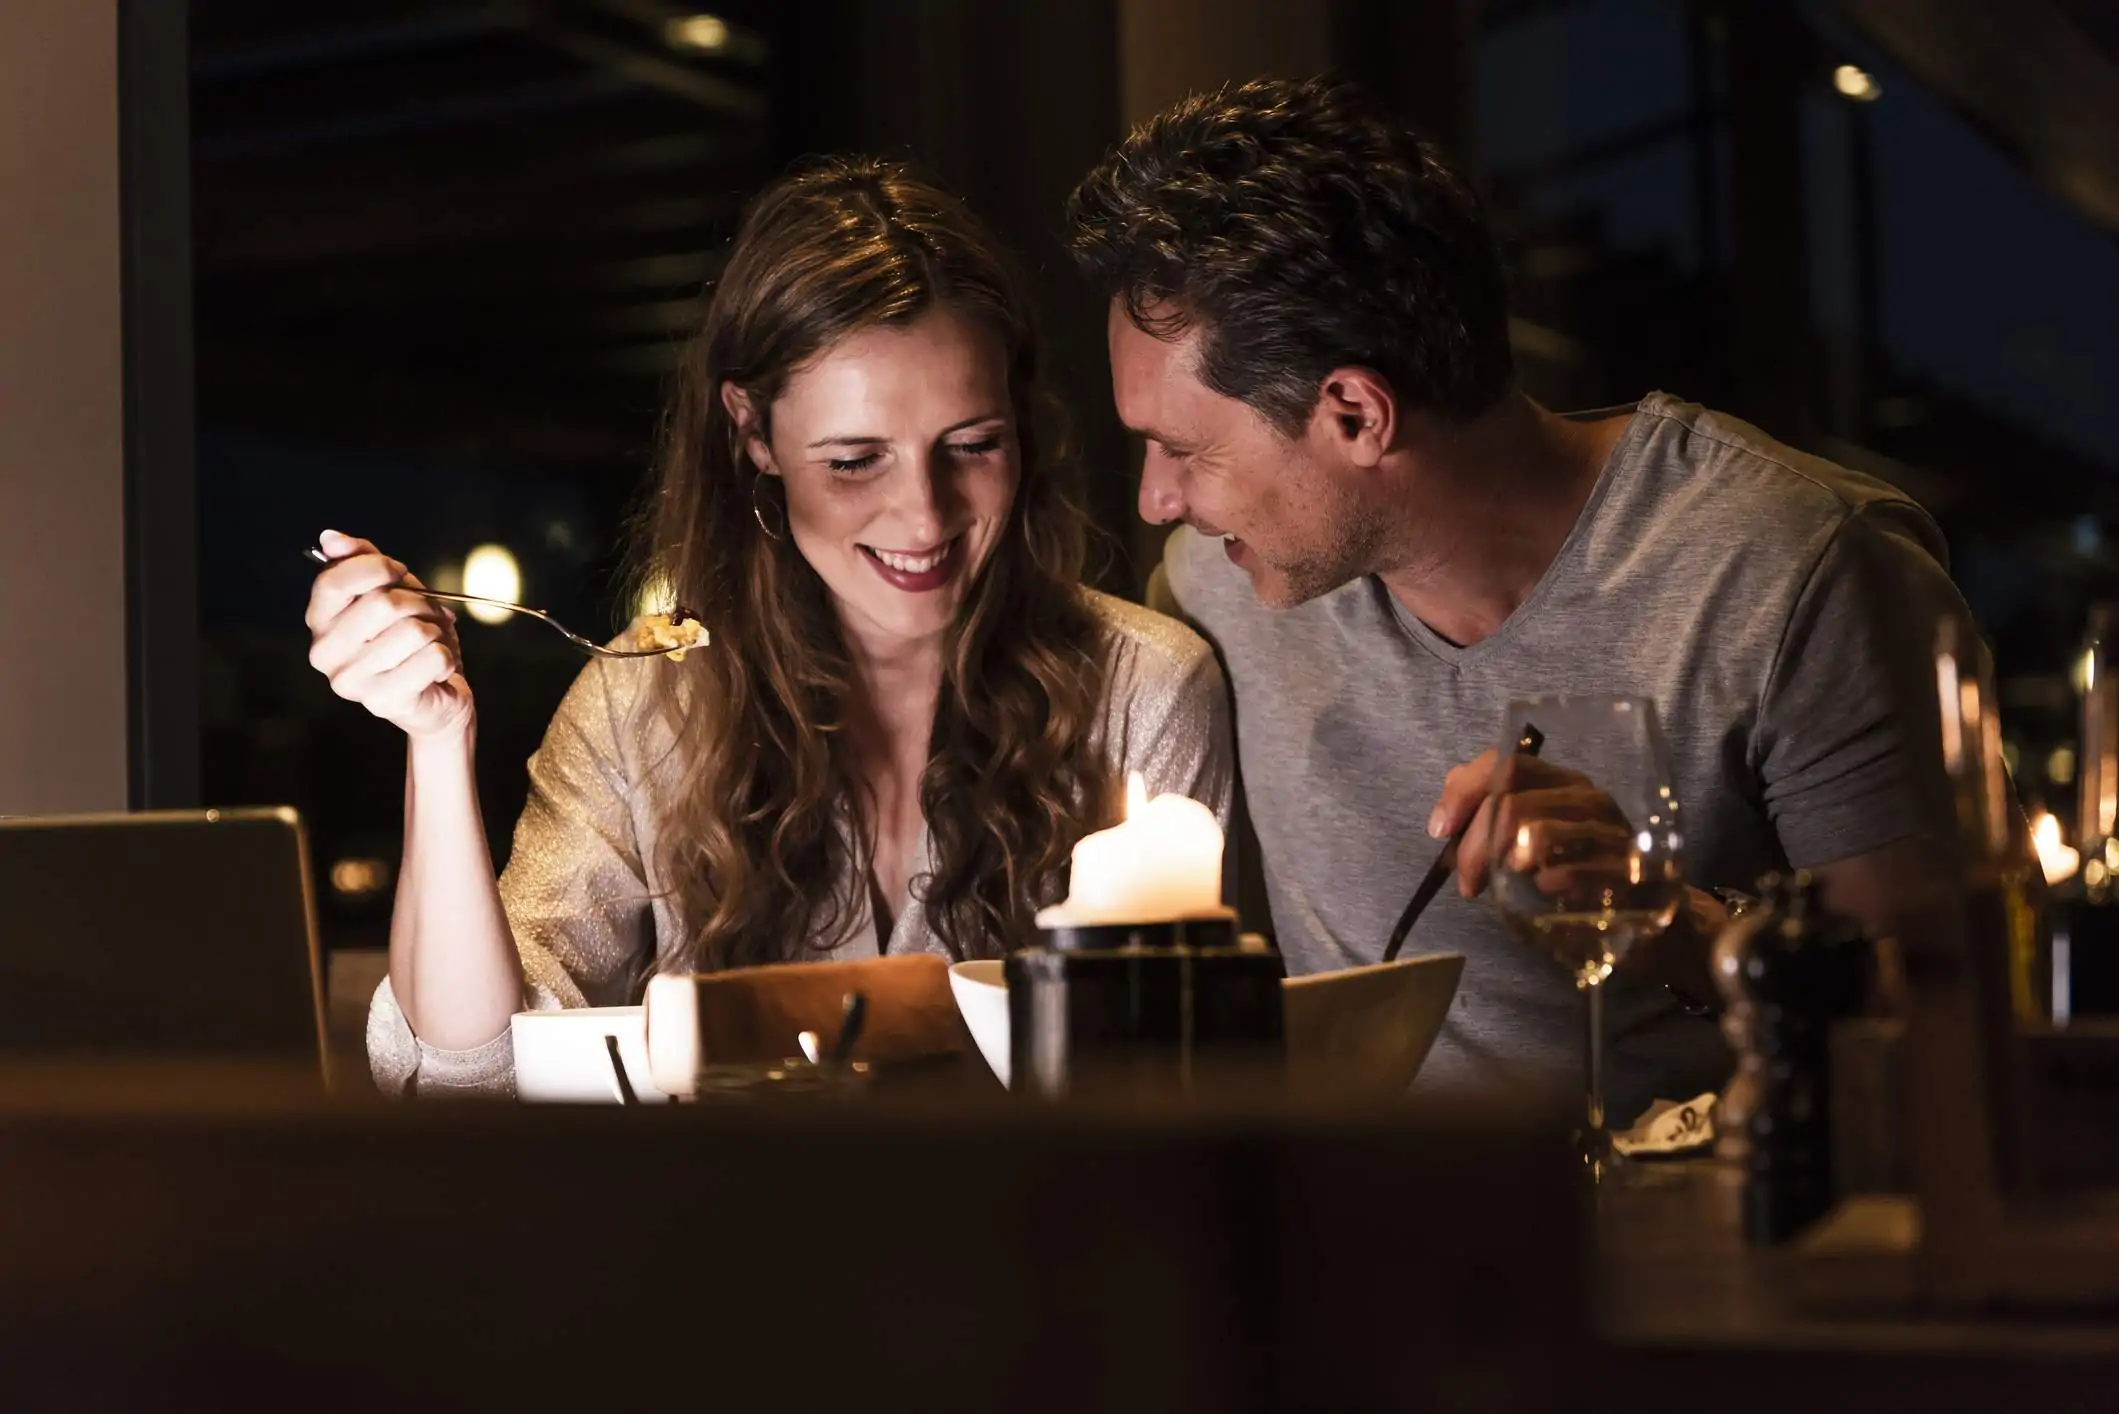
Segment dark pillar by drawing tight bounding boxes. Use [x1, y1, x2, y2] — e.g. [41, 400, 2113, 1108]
[1721, 0, 1817, 443]
[1329, 0, 1476, 166]
[121, 0, 200, 808]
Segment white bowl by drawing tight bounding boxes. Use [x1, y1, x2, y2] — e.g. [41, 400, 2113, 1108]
[511, 1005, 668, 1104]
[946, 953, 1464, 1097]
[947, 960, 1012, 1087]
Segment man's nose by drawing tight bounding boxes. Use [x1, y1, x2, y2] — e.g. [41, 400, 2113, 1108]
[1138, 449, 1183, 525]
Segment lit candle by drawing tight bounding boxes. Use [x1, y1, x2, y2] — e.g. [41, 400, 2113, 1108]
[2032, 808, 2080, 886]
[1037, 773, 1226, 926]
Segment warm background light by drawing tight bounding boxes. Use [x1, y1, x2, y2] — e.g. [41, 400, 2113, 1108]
[2032, 808, 2080, 886]
[330, 857, 392, 897]
[665, 14, 729, 52]
[2048, 743, 2078, 787]
[1833, 64, 1880, 102]
[461, 544, 521, 625]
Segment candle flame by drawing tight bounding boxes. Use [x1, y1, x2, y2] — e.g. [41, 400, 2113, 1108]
[2033, 808, 2080, 886]
[1125, 771, 1148, 821]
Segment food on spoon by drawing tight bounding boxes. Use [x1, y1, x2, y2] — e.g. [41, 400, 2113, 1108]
[635, 609, 708, 661]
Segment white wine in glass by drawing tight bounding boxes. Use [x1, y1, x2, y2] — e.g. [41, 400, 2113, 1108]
[1512, 906, 1678, 987]
[1486, 695, 1685, 1176]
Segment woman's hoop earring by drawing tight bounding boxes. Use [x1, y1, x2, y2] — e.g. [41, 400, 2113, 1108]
[751, 475, 786, 541]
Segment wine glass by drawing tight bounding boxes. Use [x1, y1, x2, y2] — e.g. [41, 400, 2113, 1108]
[1485, 695, 1685, 1178]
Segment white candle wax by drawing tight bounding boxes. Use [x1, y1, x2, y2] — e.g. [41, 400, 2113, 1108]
[1043, 773, 1225, 925]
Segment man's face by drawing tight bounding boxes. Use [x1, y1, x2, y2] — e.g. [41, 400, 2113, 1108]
[1107, 300, 1380, 610]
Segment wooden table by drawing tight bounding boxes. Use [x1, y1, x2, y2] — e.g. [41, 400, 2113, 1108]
[0, 1053, 2111, 1410]
[1594, 1157, 2119, 1411]
[0, 1070, 1583, 1412]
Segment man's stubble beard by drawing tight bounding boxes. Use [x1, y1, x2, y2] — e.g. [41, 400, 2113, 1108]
[1253, 481, 1391, 611]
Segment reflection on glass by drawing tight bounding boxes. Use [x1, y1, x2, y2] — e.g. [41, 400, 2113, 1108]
[1486, 695, 1684, 1179]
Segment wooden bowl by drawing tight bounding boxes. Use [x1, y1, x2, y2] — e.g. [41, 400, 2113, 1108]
[644, 954, 964, 1099]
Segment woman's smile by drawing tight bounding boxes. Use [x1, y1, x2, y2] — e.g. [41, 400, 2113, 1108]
[859, 534, 963, 591]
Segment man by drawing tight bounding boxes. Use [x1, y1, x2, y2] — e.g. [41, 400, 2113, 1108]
[1065, 76, 1970, 1119]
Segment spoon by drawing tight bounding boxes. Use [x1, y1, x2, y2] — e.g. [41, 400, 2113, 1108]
[794, 993, 867, 1069]
[1381, 722, 1544, 962]
[604, 1035, 640, 1106]
[830, 991, 868, 1066]
[302, 544, 701, 660]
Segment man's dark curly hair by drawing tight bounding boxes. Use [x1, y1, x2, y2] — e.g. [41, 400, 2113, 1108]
[1066, 75, 1514, 435]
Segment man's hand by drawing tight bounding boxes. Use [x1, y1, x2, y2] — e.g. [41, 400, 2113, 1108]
[1428, 748, 1631, 900]
[1427, 748, 1726, 1001]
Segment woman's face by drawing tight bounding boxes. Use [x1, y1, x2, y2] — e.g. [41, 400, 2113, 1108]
[737, 307, 1019, 653]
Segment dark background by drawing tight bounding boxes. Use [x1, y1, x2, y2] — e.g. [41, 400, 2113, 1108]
[183, 0, 2119, 948]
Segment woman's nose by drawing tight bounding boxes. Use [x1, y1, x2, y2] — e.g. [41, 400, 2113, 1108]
[896, 459, 950, 543]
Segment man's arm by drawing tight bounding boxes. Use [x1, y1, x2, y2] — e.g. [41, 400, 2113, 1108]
[1751, 499, 2003, 984]
[1812, 836, 1934, 945]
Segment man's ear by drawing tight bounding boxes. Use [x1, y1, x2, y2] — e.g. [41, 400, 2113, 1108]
[1311, 367, 1397, 469]
[720, 381, 779, 476]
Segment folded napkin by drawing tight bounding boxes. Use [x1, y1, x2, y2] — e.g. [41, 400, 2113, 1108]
[678, 954, 967, 1065]
[1611, 1092, 1718, 1158]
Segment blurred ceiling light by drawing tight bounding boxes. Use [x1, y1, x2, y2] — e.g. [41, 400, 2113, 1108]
[1833, 64, 1881, 102]
[2032, 809, 2080, 886]
[330, 857, 392, 897]
[462, 544, 521, 625]
[666, 14, 730, 52]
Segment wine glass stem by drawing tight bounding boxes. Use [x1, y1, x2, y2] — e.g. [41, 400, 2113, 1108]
[1584, 975, 1607, 1138]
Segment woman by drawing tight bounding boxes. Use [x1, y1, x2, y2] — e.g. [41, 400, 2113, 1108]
[303, 158, 1233, 1095]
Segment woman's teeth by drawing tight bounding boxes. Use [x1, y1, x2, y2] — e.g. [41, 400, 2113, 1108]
[868, 542, 949, 572]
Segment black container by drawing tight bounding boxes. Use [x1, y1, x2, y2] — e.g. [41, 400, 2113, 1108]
[1737, 873, 1872, 1246]
[2053, 895, 2119, 1019]
[1004, 913, 1286, 1098]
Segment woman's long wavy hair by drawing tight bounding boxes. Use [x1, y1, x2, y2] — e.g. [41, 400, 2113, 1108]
[637, 157, 1114, 972]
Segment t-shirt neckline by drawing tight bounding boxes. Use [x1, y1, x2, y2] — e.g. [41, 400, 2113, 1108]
[1379, 395, 1661, 667]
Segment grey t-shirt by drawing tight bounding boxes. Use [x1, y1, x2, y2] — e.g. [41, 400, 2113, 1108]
[1161, 392, 1967, 1121]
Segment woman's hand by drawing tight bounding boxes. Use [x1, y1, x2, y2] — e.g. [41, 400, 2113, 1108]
[305, 529, 473, 740]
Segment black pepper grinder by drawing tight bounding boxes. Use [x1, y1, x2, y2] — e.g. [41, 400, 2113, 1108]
[1710, 872, 1781, 1162]
[1733, 870, 1873, 1246]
